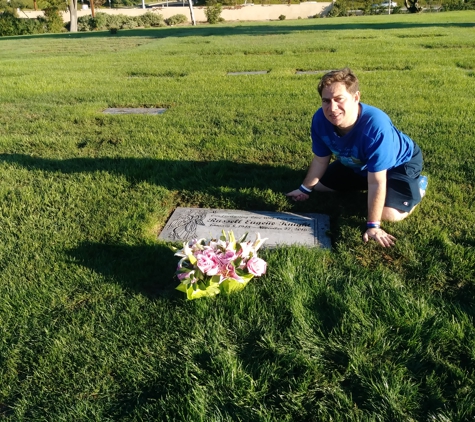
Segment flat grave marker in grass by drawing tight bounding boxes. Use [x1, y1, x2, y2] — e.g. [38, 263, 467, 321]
[102, 108, 167, 115]
[227, 71, 269, 76]
[159, 207, 331, 248]
[295, 69, 332, 75]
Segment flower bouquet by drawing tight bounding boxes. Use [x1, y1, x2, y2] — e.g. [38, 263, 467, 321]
[173, 231, 267, 300]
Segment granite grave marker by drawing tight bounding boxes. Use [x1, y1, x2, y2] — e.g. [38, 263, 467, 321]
[227, 71, 268, 76]
[159, 207, 331, 248]
[103, 108, 167, 115]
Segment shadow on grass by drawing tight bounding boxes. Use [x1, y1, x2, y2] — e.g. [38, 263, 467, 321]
[66, 241, 181, 299]
[2, 152, 369, 303]
[0, 152, 368, 242]
[1, 20, 474, 42]
[0, 152, 344, 210]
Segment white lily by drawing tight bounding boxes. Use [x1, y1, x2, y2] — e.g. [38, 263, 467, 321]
[252, 233, 268, 252]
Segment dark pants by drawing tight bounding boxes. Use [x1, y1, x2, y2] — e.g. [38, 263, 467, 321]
[319, 144, 423, 212]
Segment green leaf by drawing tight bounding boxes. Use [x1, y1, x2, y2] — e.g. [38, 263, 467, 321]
[185, 282, 221, 300]
[176, 284, 187, 293]
[176, 268, 191, 275]
[219, 277, 252, 295]
[188, 254, 197, 265]
[240, 273, 254, 283]
[238, 232, 248, 243]
[236, 269, 253, 280]
[186, 285, 195, 300]
[210, 275, 221, 285]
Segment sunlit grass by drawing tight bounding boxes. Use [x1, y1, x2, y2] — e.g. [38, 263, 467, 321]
[0, 11, 475, 420]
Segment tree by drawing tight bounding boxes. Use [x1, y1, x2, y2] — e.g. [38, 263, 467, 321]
[0, 0, 29, 14]
[43, 0, 77, 31]
[51, 0, 79, 31]
[188, 0, 196, 25]
[404, 0, 422, 11]
[327, 0, 349, 16]
[68, 0, 77, 31]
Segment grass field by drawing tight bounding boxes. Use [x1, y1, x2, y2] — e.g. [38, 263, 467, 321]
[1, 11, 475, 421]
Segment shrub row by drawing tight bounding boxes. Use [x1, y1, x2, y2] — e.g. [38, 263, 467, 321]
[0, 11, 187, 37]
[77, 11, 187, 31]
[0, 10, 49, 36]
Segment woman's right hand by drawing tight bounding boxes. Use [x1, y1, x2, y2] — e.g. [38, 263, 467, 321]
[285, 189, 310, 202]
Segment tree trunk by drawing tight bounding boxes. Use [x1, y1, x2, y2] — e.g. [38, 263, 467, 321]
[90, 0, 96, 18]
[188, 0, 196, 25]
[69, 0, 78, 32]
[33, 0, 38, 11]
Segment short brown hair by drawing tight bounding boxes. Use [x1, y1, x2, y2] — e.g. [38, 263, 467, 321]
[317, 68, 359, 97]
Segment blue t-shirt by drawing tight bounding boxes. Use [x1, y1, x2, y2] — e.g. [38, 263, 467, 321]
[311, 103, 414, 175]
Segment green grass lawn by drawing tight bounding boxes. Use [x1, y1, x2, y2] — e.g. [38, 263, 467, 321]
[1, 11, 475, 421]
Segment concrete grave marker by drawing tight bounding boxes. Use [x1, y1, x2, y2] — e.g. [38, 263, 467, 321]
[295, 70, 332, 75]
[227, 71, 268, 76]
[103, 108, 167, 115]
[159, 207, 331, 249]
